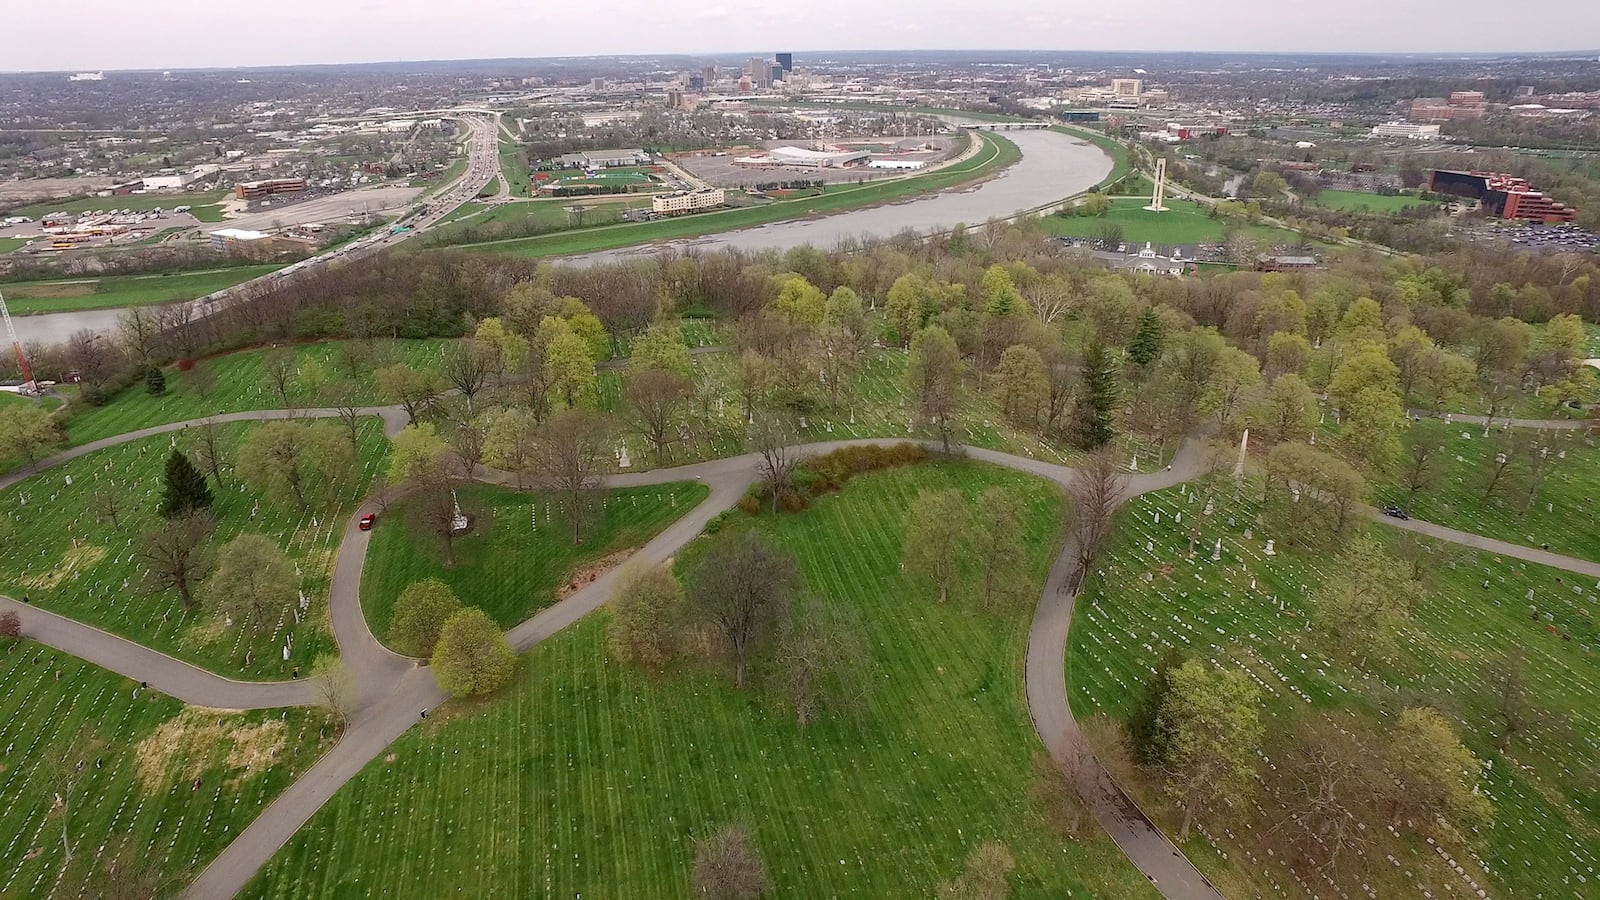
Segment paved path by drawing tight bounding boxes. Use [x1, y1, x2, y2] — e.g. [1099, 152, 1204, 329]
[1408, 409, 1595, 431]
[11, 408, 1600, 898]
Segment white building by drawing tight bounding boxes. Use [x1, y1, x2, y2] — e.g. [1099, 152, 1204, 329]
[209, 228, 270, 247]
[653, 188, 726, 216]
[867, 158, 926, 170]
[734, 146, 870, 169]
[554, 149, 649, 168]
[139, 173, 198, 191]
[1371, 122, 1441, 140]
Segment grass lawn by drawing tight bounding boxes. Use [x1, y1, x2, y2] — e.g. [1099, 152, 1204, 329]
[422, 197, 654, 245]
[1312, 188, 1427, 213]
[52, 338, 453, 449]
[416, 156, 467, 200]
[1375, 418, 1600, 561]
[0, 265, 283, 315]
[243, 460, 1158, 898]
[361, 480, 710, 643]
[4, 190, 229, 221]
[453, 130, 1019, 260]
[0, 237, 29, 254]
[1041, 197, 1293, 245]
[1070, 479, 1600, 898]
[499, 137, 533, 198]
[0, 418, 389, 679]
[0, 649, 333, 897]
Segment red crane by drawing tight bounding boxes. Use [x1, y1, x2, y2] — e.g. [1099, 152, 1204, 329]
[0, 287, 38, 396]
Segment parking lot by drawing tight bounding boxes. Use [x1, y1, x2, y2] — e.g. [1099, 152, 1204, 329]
[675, 136, 958, 190]
[1457, 222, 1600, 254]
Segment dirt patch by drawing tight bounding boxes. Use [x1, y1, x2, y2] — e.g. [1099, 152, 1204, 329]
[5, 281, 96, 299]
[557, 549, 633, 600]
[22, 544, 107, 591]
[134, 708, 286, 791]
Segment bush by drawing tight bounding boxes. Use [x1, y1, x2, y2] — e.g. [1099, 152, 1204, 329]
[704, 509, 737, 534]
[175, 358, 196, 372]
[737, 490, 763, 517]
[0, 611, 20, 639]
[797, 443, 928, 499]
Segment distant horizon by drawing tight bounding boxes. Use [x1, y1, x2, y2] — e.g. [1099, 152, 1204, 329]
[6, 0, 1599, 73]
[7, 47, 1600, 77]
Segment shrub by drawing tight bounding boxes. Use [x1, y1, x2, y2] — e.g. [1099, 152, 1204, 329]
[0, 611, 21, 639]
[737, 490, 763, 517]
[175, 358, 197, 372]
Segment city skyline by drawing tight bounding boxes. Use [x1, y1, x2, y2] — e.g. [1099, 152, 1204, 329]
[5, 0, 1599, 72]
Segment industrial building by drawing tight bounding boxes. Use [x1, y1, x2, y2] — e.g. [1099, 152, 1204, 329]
[734, 146, 870, 168]
[1410, 91, 1487, 122]
[652, 188, 726, 216]
[235, 177, 306, 201]
[1429, 170, 1578, 223]
[1371, 122, 1442, 140]
[553, 149, 650, 168]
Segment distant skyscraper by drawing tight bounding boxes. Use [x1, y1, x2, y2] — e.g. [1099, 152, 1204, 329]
[702, 65, 718, 87]
[776, 52, 793, 73]
[770, 65, 784, 86]
[748, 56, 769, 88]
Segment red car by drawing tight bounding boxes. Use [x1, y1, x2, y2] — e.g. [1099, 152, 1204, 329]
[359, 513, 377, 531]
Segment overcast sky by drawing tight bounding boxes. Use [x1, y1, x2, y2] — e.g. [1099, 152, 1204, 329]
[6, 0, 1599, 72]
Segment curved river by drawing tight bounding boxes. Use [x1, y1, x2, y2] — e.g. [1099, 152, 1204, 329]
[12, 128, 1110, 346]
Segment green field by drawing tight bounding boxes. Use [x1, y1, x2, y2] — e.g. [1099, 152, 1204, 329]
[244, 461, 1158, 898]
[499, 137, 533, 198]
[537, 169, 657, 192]
[361, 480, 709, 643]
[423, 197, 654, 244]
[416, 156, 467, 200]
[454, 130, 1020, 260]
[4, 190, 229, 222]
[1070, 480, 1600, 898]
[0, 419, 388, 678]
[1313, 188, 1428, 213]
[0, 237, 28, 254]
[0, 265, 282, 315]
[0, 649, 332, 896]
[1042, 197, 1293, 246]
[1375, 419, 1600, 561]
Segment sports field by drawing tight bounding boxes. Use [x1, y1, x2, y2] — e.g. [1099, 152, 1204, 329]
[1041, 197, 1291, 245]
[1312, 188, 1428, 213]
[0, 265, 282, 315]
[243, 461, 1159, 898]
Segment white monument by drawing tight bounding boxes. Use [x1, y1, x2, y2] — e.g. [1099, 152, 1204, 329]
[1233, 428, 1249, 478]
[450, 490, 469, 533]
[1144, 157, 1169, 212]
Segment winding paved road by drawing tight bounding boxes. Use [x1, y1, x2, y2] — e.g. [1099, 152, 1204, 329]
[5, 409, 1599, 898]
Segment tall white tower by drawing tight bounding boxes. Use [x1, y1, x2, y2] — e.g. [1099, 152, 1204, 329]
[1144, 157, 1169, 213]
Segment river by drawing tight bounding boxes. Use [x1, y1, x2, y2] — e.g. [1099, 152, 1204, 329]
[11, 128, 1111, 346]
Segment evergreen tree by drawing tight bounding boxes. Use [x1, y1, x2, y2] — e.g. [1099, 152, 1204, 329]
[1069, 342, 1119, 450]
[1127, 308, 1165, 369]
[145, 365, 167, 396]
[1128, 648, 1182, 765]
[159, 449, 214, 519]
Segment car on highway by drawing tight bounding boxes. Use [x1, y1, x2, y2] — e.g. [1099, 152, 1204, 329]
[359, 513, 377, 531]
[1381, 504, 1410, 520]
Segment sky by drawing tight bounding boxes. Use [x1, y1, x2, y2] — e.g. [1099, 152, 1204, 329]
[5, 0, 1600, 72]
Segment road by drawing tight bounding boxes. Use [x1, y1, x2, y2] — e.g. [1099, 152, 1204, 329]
[8, 409, 1599, 897]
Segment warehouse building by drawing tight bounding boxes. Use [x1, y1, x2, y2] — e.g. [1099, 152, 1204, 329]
[553, 149, 650, 168]
[733, 146, 870, 169]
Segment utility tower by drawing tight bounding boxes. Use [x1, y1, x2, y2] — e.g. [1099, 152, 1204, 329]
[1144, 157, 1169, 212]
[0, 287, 38, 396]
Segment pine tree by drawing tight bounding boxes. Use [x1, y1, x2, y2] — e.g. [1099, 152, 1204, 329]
[159, 449, 214, 519]
[145, 366, 167, 396]
[1069, 342, 1119, 450]
[1127, 308, 1165, 369]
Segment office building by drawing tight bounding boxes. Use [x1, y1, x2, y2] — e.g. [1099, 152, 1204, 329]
[1112, 78, 1143, 99]
[653, 188, 726, 216]
[234, 177, 305, 201]
[702, 65, 718, 87]
[776, 52, 793, 73]
[1429, 170, 1577, 223]
[1371, 122, 1442, 139]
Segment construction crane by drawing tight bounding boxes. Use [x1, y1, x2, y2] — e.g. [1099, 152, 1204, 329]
[0, 287, 39, 396]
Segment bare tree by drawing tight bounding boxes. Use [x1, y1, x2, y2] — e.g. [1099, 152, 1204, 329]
[626, 368, 693, 466]
[450, 412, 489, 478]
[191, 419, 229, 489]
[92, 487, 128, 528]
[686, 529, 798, 690]
[442, 340, 495, 412]
[531, 409, 613, 544]
[1399, 442, 1437, 505]
[138, 511, 215, 609]
[119, 307, 161, 365]
[1066, 449, 1128, 592]
[261, 347, 297, 407]
[777, 594, 870, 726]
[750, 412, 799, 513]
[1274, 714, 1380, 873]
[311, 654, 358, 730]
[691, 823, 769, 900]
[41, 723, 106, 862]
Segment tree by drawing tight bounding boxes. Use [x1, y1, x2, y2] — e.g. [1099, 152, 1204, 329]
[137, 511, 214, 610]
[541, 317, 598, 409]
[735, 350, 775, 423]
[938, 841, 1015, 900]
[1399, 441, 1438, 504]
[1382, 707, 1493, 840]
[1262, 442, 1369, 548]
[629, 323, 693, 377]
[450, 412, 490, 478]
[1250, 374, 1318, 445]
[375, 363, 446, 424]
[1339, 385, 1404, 472]
[750, 413, 800, 513]
[769, 272, 827, 326]
[206, 534, 297, 633]
[1128, 648, 1183, 765]
[907, 326, 962, 452]
[1275, 713, 1384, 872]
[1126, 307, 1165, 369]
[980, 265, 1028, 318]
[972, 487, 1026, 607]
[1067, 449, 1128, 591]
[311, 653, 357, 728]
[40, 722, 106, 863]
[686, 529, 799, 690]
[0, 402, 63, 463]
[387, 423, 464, 565]
[778, 593, 870, 726]
[1068, 341, 1118, 450]
[480, 406, 541, 489]
[823, 285, 869, 340]
[816, 324, 862, 409]
[0, 611, 21, 639]
[1264, 330, 1312, 378]
[691, 823, 769, 900]
[607, 561, 684, 671]
[626, 368, 693, 465]
[188, 361, 219, 400]
[386, 422, 450, 484]
[441, 340, 496, 412]
[531, 409, 613, 544]
[388, 578, 463, 657]
[1311, 536, 1417, 663]
[902, 488, 970, 603]
[432, 607, 516, 697]
[158, 449, 214, 519]
[994, 345, 1047, 429]
[191, 419, 230, 488]
[261, 348, 297, 407]
[1160, 658, 1265, 840]
[236, 421, 354, 510]
[144, 365, 166, 396]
